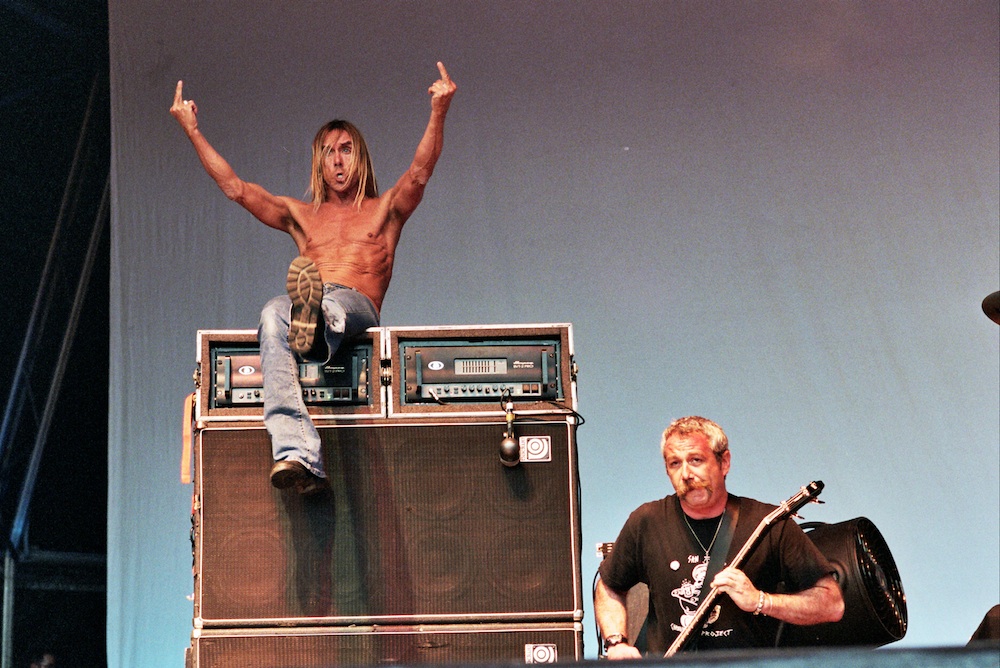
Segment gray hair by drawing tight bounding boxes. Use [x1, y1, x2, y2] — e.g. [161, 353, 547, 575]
[660, 416, 729, 461]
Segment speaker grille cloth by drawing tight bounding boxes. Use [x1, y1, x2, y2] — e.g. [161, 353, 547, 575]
[193, 625, 579, 667]
[196, 422, 579, 623]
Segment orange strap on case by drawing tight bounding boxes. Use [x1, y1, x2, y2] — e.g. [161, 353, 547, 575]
[181, 392, 195, 483]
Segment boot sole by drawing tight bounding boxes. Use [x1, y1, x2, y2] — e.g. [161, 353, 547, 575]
[286, 256, 323, 355]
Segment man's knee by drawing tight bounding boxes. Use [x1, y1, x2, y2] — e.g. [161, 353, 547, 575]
[259, 296, 291, 337]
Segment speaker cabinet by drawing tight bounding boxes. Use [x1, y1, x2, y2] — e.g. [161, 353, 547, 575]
[187, 622, 582, 667]
[192, 419, 582, 627]
[780, 518, 906, 648]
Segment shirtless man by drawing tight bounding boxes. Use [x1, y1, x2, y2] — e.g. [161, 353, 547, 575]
[171, 62, 457, 493]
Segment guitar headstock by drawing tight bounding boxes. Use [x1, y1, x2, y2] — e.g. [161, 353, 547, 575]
[786, 480, 825, 514]
[766, 480, 825, 524]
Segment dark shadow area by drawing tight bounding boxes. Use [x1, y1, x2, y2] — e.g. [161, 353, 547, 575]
[1, 1, 110, 666]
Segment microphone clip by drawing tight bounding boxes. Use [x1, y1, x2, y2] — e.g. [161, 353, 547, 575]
[499, 390, 519, 467]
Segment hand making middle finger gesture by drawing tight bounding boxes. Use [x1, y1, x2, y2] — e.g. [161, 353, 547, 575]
[170, 80, 199, 134]
[428, 61, 457, 113]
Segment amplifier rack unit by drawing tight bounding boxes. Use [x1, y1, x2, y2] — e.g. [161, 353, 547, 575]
[194, 324, 576, 422]
[194, 329, 383, 422]
[386, 324, 576, 418]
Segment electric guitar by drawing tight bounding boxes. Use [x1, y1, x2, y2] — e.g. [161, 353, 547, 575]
[664, 480, 825, 657]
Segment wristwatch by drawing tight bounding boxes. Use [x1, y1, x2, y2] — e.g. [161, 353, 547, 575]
[604, 634, 628, 652]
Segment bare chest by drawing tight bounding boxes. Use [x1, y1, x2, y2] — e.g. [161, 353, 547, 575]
[296, 201, 394, 247]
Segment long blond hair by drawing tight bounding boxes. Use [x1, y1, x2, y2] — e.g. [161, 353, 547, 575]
[308, 119, 378, 210]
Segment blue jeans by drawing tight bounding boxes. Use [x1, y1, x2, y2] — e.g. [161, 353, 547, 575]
[257, 284, 379, 478]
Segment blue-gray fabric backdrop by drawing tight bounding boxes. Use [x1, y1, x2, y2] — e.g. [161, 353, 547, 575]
[108, 1, 998, 664]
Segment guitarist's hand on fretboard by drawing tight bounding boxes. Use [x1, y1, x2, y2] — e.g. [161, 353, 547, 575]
[710, 566, 764, 613]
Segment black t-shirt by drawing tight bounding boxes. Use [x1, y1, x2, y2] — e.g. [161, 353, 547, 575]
[599, 494, 834, 654]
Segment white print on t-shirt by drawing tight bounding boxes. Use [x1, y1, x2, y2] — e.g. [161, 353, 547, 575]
[671, 557, 708, 629]
[669, 556, 730, 636]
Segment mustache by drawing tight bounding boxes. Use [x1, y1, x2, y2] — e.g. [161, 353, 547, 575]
[677, 480, 711, 498]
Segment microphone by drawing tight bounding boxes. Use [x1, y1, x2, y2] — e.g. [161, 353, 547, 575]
[499, 394, 520, 467]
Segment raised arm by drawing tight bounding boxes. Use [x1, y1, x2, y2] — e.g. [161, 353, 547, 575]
[169, 81, 294, 232]
[386, 62, 457, 221]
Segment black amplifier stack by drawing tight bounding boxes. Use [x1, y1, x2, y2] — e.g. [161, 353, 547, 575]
[185, 324, 583, 667]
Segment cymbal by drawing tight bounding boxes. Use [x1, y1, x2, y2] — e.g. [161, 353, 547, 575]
[983, 291, 1000, 325]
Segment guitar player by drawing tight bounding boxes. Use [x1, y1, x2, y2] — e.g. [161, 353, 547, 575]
[595, 416, 843, 657]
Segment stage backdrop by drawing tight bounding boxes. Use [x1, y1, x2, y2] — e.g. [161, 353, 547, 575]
[108, 1, 998, 665]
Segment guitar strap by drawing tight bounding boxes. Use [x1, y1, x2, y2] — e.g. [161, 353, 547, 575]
[698, 495, 742, 607]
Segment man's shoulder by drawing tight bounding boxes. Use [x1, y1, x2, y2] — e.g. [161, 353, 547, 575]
[282, 196, 315, 220]
[282, 195, 311, 209]
[731, 494, 816, 544]
[733, 495, 775, 512]
[731, 494, 780, 522]
[627, 496, 676, 523]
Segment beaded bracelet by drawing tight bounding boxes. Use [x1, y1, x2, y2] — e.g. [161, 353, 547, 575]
[753, 590, 766, 615]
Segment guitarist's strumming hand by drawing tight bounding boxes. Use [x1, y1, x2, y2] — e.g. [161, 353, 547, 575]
[711, 567, 769, 615]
